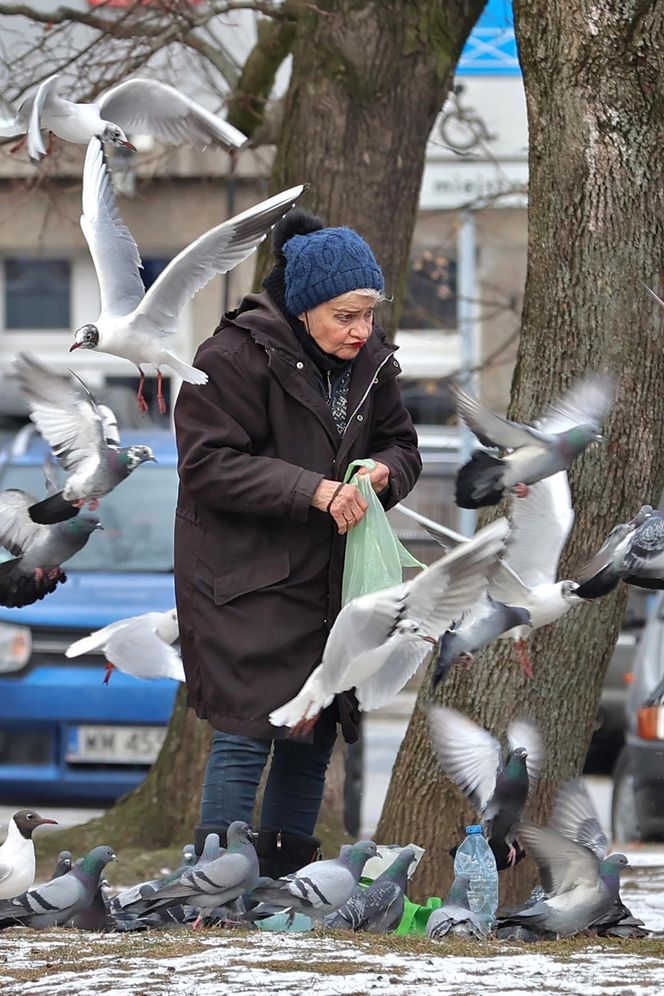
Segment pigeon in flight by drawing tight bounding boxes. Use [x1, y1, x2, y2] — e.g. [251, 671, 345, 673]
[65, 608, 182, 684]
[0, 489, 101, 608]
[453, 375, 612, 508]
[269, 518, 509, 735]
[250, 840, 378, 922]
[428, 706, 542, 869]
[0, 810, 58, 900]
[496, 823, 630, 938]
[0, 844, 116, 929]
[426, 875, 485, 940]
[576, 506, 664, 598]
[14, 353, 156, 525]
[69, 138, 305, 413]
[0, 74, 246, 164]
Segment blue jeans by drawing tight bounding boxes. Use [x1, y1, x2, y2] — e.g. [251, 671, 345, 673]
[199, 707, 338, 836]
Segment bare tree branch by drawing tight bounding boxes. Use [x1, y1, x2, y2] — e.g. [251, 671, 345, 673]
[226, 12, 295, 136]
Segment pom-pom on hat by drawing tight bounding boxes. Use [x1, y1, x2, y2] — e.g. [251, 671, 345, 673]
[282, 224, 384, 316]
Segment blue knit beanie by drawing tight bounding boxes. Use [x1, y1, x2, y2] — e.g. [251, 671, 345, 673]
[282, 226, 384, 316]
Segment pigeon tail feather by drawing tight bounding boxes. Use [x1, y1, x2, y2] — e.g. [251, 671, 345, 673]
[455, 450, 505, 509]
[28, 491, 78, 525]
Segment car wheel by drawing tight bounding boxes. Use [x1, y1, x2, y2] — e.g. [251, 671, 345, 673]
[611, 747, 641, 844]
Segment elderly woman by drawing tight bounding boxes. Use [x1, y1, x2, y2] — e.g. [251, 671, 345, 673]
[174, 209, 421, 877]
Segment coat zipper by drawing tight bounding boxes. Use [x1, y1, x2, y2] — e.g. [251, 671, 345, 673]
[341, 352, 395, 439]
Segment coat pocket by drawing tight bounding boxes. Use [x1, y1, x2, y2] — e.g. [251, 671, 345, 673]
[213, 550, 291, 606]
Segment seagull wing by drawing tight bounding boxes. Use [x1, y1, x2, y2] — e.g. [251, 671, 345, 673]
[104, 618, 184, 681]
[538, 373, 613, 434]
[548, 778, 609, 861]
[504, 472, 574, 588]
[452, 384, 544, 449]
[0, 489, 45, 556]
[393, 502, 465, 549]
[99, 79, 246, 151]
[65, 617, 131, 658]
[80, 138, 145, 319]
[14, 353, 108, 472]
[507, 718, 543, 788]
[516, 822, 600, 896]
[25, 74, 61, 161]
[136, 185, 306, 336]
[427, 705, 502, 815]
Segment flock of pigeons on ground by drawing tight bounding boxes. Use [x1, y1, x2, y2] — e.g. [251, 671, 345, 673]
[0, 73, 663, 942]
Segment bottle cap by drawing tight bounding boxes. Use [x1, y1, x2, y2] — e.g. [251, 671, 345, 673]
[465, 825, 483, 834]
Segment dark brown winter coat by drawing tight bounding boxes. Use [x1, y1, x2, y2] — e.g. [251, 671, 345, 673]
[174, 291, 421, 742]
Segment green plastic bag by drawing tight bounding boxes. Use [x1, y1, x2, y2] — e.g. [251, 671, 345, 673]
[395, 895, 444, 936]
[341, 459, 424, 606]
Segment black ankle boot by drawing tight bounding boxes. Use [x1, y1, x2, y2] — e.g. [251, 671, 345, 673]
[193, 824, 228, 857]
[256, 829, 322, 879]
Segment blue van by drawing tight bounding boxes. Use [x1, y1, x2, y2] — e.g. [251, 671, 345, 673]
[0, 427, 179, 802]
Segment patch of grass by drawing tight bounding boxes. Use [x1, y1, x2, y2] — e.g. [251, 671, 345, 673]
[228, 958, 400, 976]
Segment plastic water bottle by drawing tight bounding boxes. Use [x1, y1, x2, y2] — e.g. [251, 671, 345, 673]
[453, 824, 498, 935]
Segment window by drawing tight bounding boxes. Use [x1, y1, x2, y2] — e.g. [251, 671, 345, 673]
[400, 248, 457, 330]
[141, 258, 170, 290]
[4, 259, 71, 330]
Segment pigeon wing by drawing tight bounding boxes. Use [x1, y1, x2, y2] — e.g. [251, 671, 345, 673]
[99, 79, 246, 151]
[516, 823, 600, 896]
[25, 74, 61, 161]
[538, 373, 613, 435]
[427, 705, 502, 815]
[623, 515, 664, 576]
[14, 354, 108, 473]
[98, 405, 121, 447]
[548, 778, 609, 861]
[507, 718, 543, 788]
[80, 138, 145, 319]
[505, 472, 574, 588]
[8, 873, 83, 918]
[0, 489, 45, 556]
[136, 185, 306, 336]
[452, 384, 543, 449]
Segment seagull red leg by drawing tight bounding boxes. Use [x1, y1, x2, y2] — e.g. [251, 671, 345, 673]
[10, 136, 26, 154]
[514, 639, 533, 678]
[103, 662, 115, 685]
[156, 369, 167, 415]
[512, 483, 530, 498]
[135, 366, 149, 414]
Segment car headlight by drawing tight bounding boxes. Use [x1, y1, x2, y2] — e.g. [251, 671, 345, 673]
[0, 622, 31, 673]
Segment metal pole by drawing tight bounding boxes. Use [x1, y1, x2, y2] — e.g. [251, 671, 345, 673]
[456, 210, 479, 536]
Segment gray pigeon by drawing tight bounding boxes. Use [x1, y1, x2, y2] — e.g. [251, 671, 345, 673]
[15, 353, 156, 525]
[50, 850, 73, 880]
[250, 840, 378, 921]
[428, 707, 542, 870]
[0, 844, 116, 929]
[0, 488, 101, 607]
[434, 596, 532, 685]
[426, 875, 485, 940]
[124, 822, 258, 925]
[497, 823, 630, 938]
[577, 507, 664, 598]
[111, 839, 213, 914]
[356, 847, 415, 932]
[453, 375, 612, 508]
[322, 886, 366, 930]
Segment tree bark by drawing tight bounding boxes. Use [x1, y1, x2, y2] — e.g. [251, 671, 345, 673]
[378, 0, 664, 906]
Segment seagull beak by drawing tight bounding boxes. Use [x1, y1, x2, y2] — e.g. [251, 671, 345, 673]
[120, 140, 137, 152]
[36, 818, 58, 827]
[69, 342, 81, 352]
[420, 635, 438, 645]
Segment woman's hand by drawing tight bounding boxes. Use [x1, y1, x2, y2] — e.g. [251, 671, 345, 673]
[311, 479, 369, 535]
[357, 461, 390, 494]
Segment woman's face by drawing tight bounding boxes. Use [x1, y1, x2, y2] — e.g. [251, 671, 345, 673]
[299, 292, 377, 360]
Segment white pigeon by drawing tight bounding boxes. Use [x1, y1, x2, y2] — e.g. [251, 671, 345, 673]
[69, 137, 306, 412]
[0, 810, 58, 900]
[65, 608, 183, 684]
[0, 74, 247, 163]
[269, 518, 509, 733]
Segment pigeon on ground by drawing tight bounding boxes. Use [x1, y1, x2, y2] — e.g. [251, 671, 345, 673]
[111, 839, 216, 914]
[122, 822, 258, 926]
[69, 138, 305, 413]
[496, 823, 630, 938]
[269, 519, 510, 734]
[249, 840, 378, 922]
[576, 506, 664, 598]
[0, 74, 246, 163]
[14, 353, 156, 525]
[405, 472, 585, 680]
[428, 707, 542, 870]
[356, 846, 415, 933]
[65, 608, 182, 684]
[0, 488, 101, 607]
[0, 810, 58, 900]
[50, 850, 73, 881]
[453, 375, 612, 508]
[0, 844, 116, 929]
[426, 875, 485, 940]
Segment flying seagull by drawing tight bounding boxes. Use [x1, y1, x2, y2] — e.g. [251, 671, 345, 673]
[69, 137, 306, 412]
[453, 374, 612, 508]
[428, 706, 542, 869]
[14, 353, 156, 525]
[269, 518, 509, 735]
[0, 74, 246, 163]
[66, 608, 183, 684]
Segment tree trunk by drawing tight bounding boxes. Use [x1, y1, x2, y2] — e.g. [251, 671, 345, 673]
[378, 0, 664, 906]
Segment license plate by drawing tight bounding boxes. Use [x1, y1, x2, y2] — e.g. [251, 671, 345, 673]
[65, 725, 167, 764]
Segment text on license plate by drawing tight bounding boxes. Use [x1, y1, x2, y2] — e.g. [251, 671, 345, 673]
[66, 725, 167, 764]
